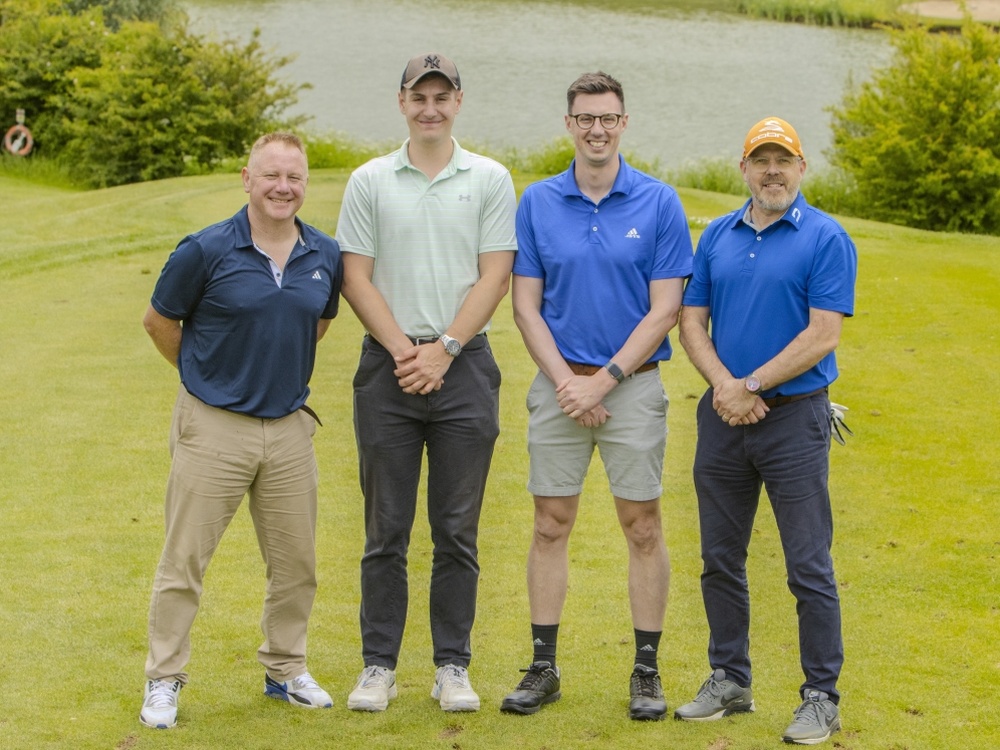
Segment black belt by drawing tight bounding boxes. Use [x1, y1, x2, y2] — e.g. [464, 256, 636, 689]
[299, 403, 322, 426]
[763, 387, 827, 408]
[405, 333, 488, 350]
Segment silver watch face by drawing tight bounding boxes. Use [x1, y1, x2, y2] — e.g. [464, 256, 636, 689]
[745, 375, 761, 393]
[441, 335, 461, 356]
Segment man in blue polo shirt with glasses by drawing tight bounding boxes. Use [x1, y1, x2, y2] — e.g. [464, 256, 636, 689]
[500, 71, 693, 721]
[675, 117, 857, 745]
[139, 132, 342, 729]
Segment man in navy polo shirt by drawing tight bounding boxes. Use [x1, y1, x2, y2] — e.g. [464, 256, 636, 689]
[138, 132, 342, 729]
[675, 117, 857, 745]
[500, 71, 692, 721]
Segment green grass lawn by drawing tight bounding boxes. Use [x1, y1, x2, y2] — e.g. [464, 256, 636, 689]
[1, 170, 997, 749]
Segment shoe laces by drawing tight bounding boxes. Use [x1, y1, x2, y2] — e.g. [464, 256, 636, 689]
[515, 662, 551, 690]
[358, 666, 392, 688]
[438, 664, 470, 689]
[793, 693, 829, 726]
[631, 669, 661, 698]
[146, 680, 178, 707]
[291, 672, 321, 691]
[695, 675, 726, 702]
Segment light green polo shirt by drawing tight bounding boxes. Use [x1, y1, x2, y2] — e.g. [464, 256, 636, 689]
[336, 138, 517, 337]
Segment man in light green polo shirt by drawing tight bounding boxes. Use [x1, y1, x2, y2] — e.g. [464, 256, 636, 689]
[335, 52, 517, 714]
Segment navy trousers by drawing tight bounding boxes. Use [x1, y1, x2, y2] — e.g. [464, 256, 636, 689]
[693, 388, 844, 702]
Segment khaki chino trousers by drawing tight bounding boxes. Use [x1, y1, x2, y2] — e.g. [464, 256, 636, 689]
[145, 387, 319, 684]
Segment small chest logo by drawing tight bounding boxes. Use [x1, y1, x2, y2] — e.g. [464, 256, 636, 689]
[625, 228, 641, 239]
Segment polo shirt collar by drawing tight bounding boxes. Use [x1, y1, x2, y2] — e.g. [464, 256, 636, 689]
[731, 191, 808, 232]
[394, 137, 470, 179]
[559, 154, 633, 200]
[233, 204, 316, 256]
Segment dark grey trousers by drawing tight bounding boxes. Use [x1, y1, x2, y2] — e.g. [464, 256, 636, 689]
[352, 335, 501, 670]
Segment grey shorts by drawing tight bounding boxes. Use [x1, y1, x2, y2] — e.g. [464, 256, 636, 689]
[525, 368, 668, 502]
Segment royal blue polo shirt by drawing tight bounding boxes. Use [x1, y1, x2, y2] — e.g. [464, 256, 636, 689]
[682, 193, 857, 397]
[151, 206, 342, 418]
[514, 156, 693, 365]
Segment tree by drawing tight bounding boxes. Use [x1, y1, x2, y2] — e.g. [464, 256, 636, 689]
[829, 18, 1000, 234]
[55, 24, 304, 186]
[0, 0, 305, 187]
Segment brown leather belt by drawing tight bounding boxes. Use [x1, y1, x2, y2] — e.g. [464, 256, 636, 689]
[567, 362, 658, 377]
[763, 387, 827, 408]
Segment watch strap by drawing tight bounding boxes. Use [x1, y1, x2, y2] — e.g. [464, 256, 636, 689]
[605, 362, 625, 383]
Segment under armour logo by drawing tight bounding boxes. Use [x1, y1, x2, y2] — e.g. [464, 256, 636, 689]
[458, 194, 471, 201]
[424, 55, 442, 70]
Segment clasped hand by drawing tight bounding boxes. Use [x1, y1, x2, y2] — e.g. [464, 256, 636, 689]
[393, 342, 451, 395]
[556, 374, 613, 427]
[713, 377, 769, 426]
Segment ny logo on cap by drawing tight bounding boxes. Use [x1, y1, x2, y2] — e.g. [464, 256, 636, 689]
[423, 55, 442, 70]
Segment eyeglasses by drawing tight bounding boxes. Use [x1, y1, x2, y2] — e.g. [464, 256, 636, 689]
[569, 112, 624, 129]
[745, 154, 802, 171]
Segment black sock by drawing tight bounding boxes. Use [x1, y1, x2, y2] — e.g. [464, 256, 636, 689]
[634, 628, 661, 671]
[530, 623, 559, 668]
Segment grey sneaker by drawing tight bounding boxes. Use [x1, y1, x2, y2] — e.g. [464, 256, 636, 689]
[782, 690, 841, 745]
[347, 665, 397, 712]
[431, 664, 480, 712]
[629, 664, 667, 721]
[674, 668, 755, 721]
[140, 679, 181, 729]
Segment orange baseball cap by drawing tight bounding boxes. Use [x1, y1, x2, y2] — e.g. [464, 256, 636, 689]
[743, 117, 804, 159]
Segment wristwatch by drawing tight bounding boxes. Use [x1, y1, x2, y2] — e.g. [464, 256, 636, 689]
[744, 373, 762, 394]
[439, 334, 462, 357]
[605, 362, 625, 384]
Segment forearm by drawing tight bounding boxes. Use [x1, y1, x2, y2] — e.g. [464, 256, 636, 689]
[609, 307, 679, 375]
[444, 251, 514, 344]
[752, 309, 843, 391]
[143, 305, 182, 369]
[341, 267, 410, 357]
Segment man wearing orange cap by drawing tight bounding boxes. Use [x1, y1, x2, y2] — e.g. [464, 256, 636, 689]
[675, 118, 857, 745]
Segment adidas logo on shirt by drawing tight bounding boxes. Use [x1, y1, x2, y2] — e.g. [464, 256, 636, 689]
[625, 228, 641, 239]
[312, 271, 322, 280]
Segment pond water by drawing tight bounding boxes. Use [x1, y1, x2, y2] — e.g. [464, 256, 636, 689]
[184, 0, 892, 167]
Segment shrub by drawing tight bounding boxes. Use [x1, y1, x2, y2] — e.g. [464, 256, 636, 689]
[0, 0, 304, 187]
[665, 156, 747, 195]
[828, 18, 1000, 233]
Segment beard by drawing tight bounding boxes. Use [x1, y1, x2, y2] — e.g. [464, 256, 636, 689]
[754, 187, 799, 214]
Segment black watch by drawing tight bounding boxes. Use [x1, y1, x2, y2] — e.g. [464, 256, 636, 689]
[605, 362, 625, 383]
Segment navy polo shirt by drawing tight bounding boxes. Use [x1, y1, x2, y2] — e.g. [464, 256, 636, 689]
[151, 206, 342, 418]
[514, 156, 693, 365]
[682, 193, 857, 397]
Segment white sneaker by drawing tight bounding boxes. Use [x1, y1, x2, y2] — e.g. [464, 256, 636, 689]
[432, 664, 480, 712]
[264, 671, 333, 708]
[347, 666, 397, 711]
[140, 679, 181, 729]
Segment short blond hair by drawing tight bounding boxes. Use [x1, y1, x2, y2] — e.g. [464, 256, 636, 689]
[247, 132, 307, 171]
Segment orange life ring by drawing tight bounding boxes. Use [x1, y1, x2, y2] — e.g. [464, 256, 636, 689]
[4, 124, 33, 156]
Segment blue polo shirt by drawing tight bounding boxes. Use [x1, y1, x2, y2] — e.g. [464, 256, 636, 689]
[151, 206, 342, 418]
[682, 193, 857, 397]
[514, 156, 693, 365]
